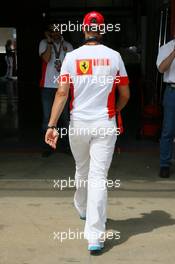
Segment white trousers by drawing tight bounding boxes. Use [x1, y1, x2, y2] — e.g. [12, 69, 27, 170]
[69, 118, 117, 243]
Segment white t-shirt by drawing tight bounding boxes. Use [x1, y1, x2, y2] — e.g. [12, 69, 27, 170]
[39, 38, 73, 88]
[156, 39, 175, 83]
[60, 44, 129, 121]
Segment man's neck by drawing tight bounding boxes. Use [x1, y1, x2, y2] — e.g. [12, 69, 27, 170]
[85, 42, 99, 45]
[84, 36, 100, 45]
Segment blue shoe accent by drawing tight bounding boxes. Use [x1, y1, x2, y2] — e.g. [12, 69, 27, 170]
[100, 242, 104, 249]
[88, 244, 102, 251]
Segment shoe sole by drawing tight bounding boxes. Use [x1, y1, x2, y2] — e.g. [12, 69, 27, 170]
[88, 244, 104, 254]
[80, 216, 86, 220]
[88, 245, 102, 254]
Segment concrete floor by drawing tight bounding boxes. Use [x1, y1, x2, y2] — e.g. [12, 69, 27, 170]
[0, 147, 175, 264]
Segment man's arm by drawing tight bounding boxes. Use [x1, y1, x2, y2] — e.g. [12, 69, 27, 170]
[48, 82, 69, 126]
[40, 33, 53, 63]
[45, 79, 70, 149]
[116, 84, 130, 111]
[41, 43, 52, 63]
[158, 49, 175, 73]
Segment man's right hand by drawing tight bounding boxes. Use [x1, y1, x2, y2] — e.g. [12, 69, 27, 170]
[45, 128, 59, 149]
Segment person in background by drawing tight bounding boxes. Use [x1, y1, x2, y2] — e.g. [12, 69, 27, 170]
[39, 24, 73, 157]
[5, 39, 15, 79]
[4, 39, 17, 111]
[157, 38, 175, 178]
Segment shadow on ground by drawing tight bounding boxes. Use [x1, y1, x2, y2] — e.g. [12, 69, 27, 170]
[96, 210, 175, 255]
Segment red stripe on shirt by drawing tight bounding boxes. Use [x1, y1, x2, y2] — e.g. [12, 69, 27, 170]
[107, 78, 117, 118]
[69, 78, 74, 111]
[116, 76, 129, 86]
[40, 61, 47, 88]
[107, 75, 129, 118]
[59, 74, 74, 111]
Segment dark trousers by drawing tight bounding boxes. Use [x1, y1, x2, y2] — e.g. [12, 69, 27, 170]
[160, 84, 175, 167]
[41, 87, 70, 149]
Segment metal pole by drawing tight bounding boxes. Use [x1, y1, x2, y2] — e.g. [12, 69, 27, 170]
[159, 8, 169, 103]
[164, 8, 169, 45]
[159, 11, 163, 48]
[155, 11, 163, 104]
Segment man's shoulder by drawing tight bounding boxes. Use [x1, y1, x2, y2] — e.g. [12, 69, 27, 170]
[101, 45, 121, 57]
[39, 39, 47, 48]
[39, 39, 47, 44]
[165, 39, 174, 47]
[63, 40, 71, 46]
[63, 40, 73, 50]
[71, 44, 120, 54]
[64, 46, 82, 57]
[65, 44, 121, 59]
[160, 39, 174, 52]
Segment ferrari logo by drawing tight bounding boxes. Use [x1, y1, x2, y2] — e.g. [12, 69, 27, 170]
[76, 59, 92, 75]
[80, 60, 90, 74]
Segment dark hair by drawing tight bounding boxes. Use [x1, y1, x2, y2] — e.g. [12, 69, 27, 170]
[6, 39, 12, 47]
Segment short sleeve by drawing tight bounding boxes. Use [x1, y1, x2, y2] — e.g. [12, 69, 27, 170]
[66, 42, 73, 52]
[117, 54, 129, 85]
[156, 46, 167, 68]
[39, 40, 47, 56]
[59, 54, 72, 84]
[156, 41, 174, 68]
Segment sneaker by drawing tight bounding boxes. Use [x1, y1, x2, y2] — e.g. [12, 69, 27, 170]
[99, 242, 104, 249]
[88, 244, 102, 254]
[80, 215, 86, 220]
[159, 167, 170, 178]
[88, 242, 104, 254]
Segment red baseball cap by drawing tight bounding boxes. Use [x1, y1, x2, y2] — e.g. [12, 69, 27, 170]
[83, 11, 104, 30]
